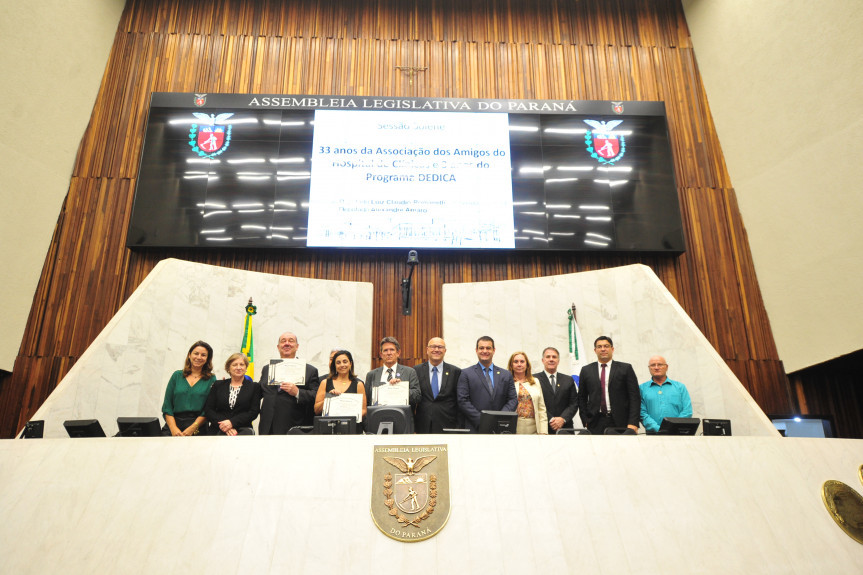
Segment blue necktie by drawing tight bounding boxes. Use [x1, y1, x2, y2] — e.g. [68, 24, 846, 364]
[431, 366, 440, 399]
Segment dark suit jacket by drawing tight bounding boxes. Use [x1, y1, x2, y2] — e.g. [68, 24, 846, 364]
[534, 371, 579, 433]
[457, 363, 517, 432]
[258, 362, 320, 434]
[414, 361, 462, 433]
[364, 364, 421, 407]
[204, 379, 263, 433]
[577, 361, 640, 429]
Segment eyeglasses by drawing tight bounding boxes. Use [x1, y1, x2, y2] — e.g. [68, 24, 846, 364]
[427, 345, 446, 350]
[648, 363, 667, 368]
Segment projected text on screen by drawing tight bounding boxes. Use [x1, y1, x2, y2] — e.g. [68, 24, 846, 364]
[307, 110, 515, 248]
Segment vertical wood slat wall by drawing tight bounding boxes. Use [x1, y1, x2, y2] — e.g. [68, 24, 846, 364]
[788, 351, 863, 439]
[0, 0, 792, 438]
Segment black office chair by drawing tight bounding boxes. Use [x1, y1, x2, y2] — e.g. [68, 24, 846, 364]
[604, 427, 636, 435]
[287, 426, 314, 435]
[556, 428, 591, 435]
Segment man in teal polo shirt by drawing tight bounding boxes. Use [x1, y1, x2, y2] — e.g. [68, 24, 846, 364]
[640, 355, 693, 433]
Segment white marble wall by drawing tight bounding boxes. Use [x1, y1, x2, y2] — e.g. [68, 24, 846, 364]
[1, 435, 861, 573]
[28, 258, 373, 438]
[442, 264, 778, 436]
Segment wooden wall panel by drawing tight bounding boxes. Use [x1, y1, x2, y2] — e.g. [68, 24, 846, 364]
[788, 350, 863, 439]
[0, 0, 794, 437]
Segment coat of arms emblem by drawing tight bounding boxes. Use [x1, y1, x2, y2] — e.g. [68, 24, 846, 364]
[189, 112, 234, 159]
[584, 119, 626, 165]
[371, 445, 450, 542]
[194, 93, 207, 107]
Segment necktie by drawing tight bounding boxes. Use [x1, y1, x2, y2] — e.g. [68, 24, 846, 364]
[550, 374, 556, 394]
[431, 366, 440, 399]
[386, 368, 393, 381]
[485, 367, 494, 393]
[600, 363, 608, 413]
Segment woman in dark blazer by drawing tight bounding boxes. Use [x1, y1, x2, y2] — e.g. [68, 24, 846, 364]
[205, 353, 263, 435]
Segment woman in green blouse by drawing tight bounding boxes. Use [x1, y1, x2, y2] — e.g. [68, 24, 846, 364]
[161, 341, 217, 436]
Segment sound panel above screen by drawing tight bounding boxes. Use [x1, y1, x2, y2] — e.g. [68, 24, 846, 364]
[128, 93, 685, 253]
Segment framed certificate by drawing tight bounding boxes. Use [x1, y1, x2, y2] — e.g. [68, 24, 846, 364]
[323, 393, 364, 422]
[372, 381, 409, 406]
[267, 358, 306, 386]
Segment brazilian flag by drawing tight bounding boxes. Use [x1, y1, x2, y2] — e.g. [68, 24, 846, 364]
[242, 299, 257, 378]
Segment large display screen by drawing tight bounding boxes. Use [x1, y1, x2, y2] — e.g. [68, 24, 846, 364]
[128, 94, 685, 252]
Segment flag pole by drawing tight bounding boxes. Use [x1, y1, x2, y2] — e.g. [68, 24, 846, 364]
[567, 303, 586, 386]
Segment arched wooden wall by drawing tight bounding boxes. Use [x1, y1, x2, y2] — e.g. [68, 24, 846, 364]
[0, 0, 793, 437]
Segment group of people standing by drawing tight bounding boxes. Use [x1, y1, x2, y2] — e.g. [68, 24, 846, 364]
[160, 331, 693, 436]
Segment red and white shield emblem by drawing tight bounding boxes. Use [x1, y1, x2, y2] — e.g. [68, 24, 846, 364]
[190, 112, 233, 158]
[593, 135, 620, 159]
[197, 126, 226, 153]
[194, 93, 207, 107]
[584, 119, 626, 165]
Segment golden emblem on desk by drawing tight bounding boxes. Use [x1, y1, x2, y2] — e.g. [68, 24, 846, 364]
[371, 444, 450, 542]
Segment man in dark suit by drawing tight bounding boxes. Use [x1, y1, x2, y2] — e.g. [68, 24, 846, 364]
[457, 336, 517, 432]
[365, 337, 421, 407]
[257, 331, 320, 434]
[534, 346, 579, 434]
[414, 337, 462, 433]
[577, 335, 640, 435]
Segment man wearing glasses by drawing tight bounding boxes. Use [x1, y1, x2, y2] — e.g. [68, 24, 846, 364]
[414, 337, 463, 433]
[640, 355, 693, 433]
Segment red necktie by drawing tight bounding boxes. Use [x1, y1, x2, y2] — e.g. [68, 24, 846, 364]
[600, 363, 608, 413]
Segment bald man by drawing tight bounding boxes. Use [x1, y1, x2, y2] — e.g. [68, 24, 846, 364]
[258, 331, 320, 434]
[413, 337, 463, 433]
[639, 355, 693, 433]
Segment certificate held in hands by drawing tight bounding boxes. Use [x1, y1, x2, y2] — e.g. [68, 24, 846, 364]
[373, 380, 409, 406]
[268, 358, 306, 386]
[323, 393, 364, 422]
